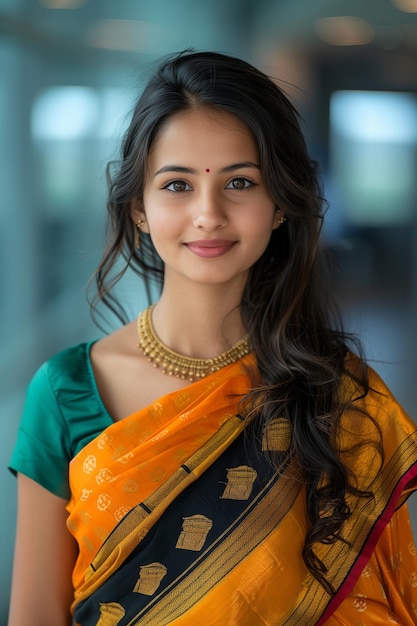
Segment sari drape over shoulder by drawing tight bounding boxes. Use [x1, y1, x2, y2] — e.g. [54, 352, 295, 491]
[68, 354, 417, 625]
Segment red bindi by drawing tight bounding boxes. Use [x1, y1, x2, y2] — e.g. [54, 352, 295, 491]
[205, 168, 210, 172]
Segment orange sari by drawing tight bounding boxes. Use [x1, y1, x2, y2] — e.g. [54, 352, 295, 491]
[68, 355, 417, 625]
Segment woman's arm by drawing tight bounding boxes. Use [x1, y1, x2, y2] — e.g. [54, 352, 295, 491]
[8, 473, 78, 626]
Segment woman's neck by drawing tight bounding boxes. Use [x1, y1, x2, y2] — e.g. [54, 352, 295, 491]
[151, 283, 246, 359]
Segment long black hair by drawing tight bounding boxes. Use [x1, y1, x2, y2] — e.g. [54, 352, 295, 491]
[91, 50, 377, 594]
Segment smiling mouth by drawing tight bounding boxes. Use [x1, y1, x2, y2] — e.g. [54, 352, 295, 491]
[184, 240, 237, 258]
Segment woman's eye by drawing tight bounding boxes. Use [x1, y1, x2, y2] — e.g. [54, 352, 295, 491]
[226, 177, 253, 190]
[163, 180, 191, 192]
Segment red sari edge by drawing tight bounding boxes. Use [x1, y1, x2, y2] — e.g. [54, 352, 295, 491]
[317, 462, 417, 625]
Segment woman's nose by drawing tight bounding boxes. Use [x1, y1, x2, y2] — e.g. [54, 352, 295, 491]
[192, 190, 228, 231]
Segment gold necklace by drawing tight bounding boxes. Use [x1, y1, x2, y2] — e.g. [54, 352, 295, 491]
[137, 305, 250, 382]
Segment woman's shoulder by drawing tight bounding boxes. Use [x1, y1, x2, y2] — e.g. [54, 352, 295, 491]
[342, 351, 398, 405]
[21, 339, 116, 461]
[31, 341, 97, 397]
[10, 341, 104, 497]
[35, 321, 136, 394]
[44, 339, 94, 370]
[340, 352, 416, 452]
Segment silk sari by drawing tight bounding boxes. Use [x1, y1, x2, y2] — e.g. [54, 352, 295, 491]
[67, 354, 417, 625]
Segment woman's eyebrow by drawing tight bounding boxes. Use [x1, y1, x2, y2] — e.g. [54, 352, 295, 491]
[154, 161, 260, 177]
[154, 165, 197, 177]
[220, 161, 260, 173]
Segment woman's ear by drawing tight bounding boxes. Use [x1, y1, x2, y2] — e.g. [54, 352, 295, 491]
[272, 209, 286, 230]
[130, 199, 149, 233]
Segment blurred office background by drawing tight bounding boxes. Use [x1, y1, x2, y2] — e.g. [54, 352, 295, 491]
[1, 0, 417, 620]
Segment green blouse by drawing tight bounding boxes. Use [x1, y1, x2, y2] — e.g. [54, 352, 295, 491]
[9, 342, 113, 500]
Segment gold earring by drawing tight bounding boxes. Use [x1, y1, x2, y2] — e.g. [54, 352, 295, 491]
[134, 219, 145, 249]
[276, 210, 286, 225]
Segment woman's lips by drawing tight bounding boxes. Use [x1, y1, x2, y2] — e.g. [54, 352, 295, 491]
[184, 239, 237, 258]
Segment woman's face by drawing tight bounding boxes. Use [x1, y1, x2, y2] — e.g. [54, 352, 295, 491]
[135, 107, 282, 293]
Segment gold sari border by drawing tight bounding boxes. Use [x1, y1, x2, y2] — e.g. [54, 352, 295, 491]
[126, 461, 301, 625]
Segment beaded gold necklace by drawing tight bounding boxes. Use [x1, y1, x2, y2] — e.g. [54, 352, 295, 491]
[137, 305, 250, 382]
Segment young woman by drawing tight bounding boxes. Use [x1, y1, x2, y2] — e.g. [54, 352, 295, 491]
[8, 51, 417, 625]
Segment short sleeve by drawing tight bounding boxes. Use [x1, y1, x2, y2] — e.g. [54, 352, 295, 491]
[9, 342, 113, 500]
[9, 361, 72, 499]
